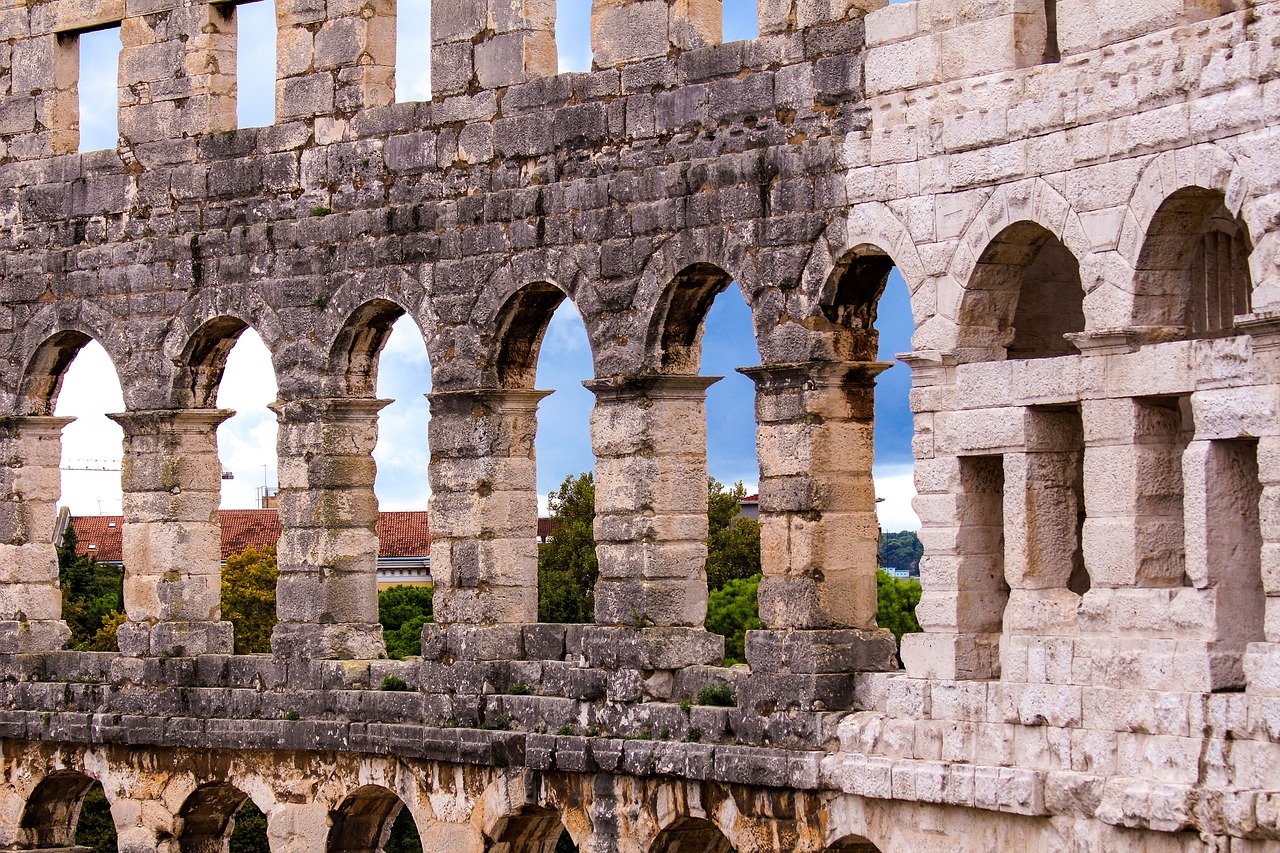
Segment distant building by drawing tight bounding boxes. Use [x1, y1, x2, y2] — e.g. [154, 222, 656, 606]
[54, 509, 432, 589]
[737, 493, 759, 521]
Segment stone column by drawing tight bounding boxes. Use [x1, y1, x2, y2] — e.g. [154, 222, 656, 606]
[741, 361, 887, 630]
[587, 375, 718, 628]
[270, 397, 388, 659]
[738, 361, 896, 682]
[276, 0, 394, 122]
[0, 416, 73, 652]
[1081, 396, 1187, 588]
[1001, 406, 1086, 637]
[427, 389, 547, 626]
[431, 0, 557, 96]
[591, 0, 721, 68]
[109, 409, 234, 657]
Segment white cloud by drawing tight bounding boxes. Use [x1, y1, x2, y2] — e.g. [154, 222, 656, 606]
[373, 316, 432, 509]
[53, 342, 124, 515]
[216, 330, 279, 508]
[874, 463, 921, 532]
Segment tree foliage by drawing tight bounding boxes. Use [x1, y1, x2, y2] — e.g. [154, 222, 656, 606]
[58, 524, 124, 651]
[705, 574, 761, 665]
[705, 479, 761, 592]
[379, 584, 434, 659]
[221, 546, 279, 654]
[74, 785, 118, 852]
[229, 801, 269, 853]
[537, 473, 599, 624]
[384, 807, 424, 853]
[878, 530, 923, 575]
[876, 569, 922, 644]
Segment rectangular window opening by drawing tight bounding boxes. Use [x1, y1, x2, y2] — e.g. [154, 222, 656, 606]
[959, 454, 1008, 635]
[74, 25, 122, 153]
[555, 0, 594, 73]
[1208, 438, 1264, 649]
[396, 0, 431, 102]
[1042, 0, 1061, 62]
[234, 0, 277, 128]
[1135, 396, 1191, 586]
[723, 0, 760, 43]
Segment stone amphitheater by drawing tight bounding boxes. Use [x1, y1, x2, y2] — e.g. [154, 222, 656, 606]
[0, 0, 1274, 848]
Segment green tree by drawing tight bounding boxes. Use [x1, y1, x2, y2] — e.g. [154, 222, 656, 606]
[878, 530, 923, 575]
[385, 807, 423, 853]
[58, 523, 124, 651]
[876, 568, 922, 644]
[537, 473, 598, 624]
[705, 479, 761, 592]
[229, 801, 269, 853]
[74, 785, 118, 852]
[221, 546, 279, 654]
[379, 584, 434, 659]
[705, 574, 762, 665]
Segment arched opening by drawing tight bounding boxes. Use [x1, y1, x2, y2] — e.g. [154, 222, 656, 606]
[824, 833, 885, 852]
[176, 782, 268, 853]
[17, 771, 117, 851]
[960, 221, 1084, 360]
[30, 334, 127, 651]
[326, 786, 422, 853]
[1134, 186, 1252, 337]
[649, 817, 732, 853]
[523, 290, 595, 624]
[487, 804, 577, 853]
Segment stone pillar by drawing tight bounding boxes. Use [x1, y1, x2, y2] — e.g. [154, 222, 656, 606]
[119, 0, 237, 148]
[270, 397, 387, 659]
[1081, 397, 1187, 588]
[431, 0, 556, 96]
[591, 0, 721, 68]
[0, 417, 73, 652]
[741, 361, 887, 630]
[901, 454, 1006, 680]
[1001, 406, 1086, 637]
[427, 389, 547, 626]
[109, 409, 234, 657]
[587, 375, 718, 628]
[276, 0, 394, 122]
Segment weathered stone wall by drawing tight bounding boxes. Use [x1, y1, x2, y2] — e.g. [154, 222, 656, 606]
[0, 0, 1278, 849]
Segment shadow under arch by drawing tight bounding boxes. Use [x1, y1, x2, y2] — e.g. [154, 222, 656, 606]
[819, 245, 899, 362]
[18, 329, 98, 415]
[648, 816, 733, 853]
[16, 769, 104, 849]
[649, 262, 738, 374]
[487, 803, 576, 853]
[176, 781, 255, 853]
[960, 220, 1084, 360]
[175, 315, 255, 409]
[1133, 185, 1252, 338]
[823, 833, 885, 852]
[327, 784, 421, 853]
[491, 280, 568, 389]
[327, 299, 419, 398]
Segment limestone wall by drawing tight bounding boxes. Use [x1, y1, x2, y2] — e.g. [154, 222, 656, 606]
[0, 0, 1276, 849]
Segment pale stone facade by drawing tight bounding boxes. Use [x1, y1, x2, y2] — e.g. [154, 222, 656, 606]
[0, 0, 1275, 849]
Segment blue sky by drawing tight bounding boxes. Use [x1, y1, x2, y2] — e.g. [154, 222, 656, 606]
[58, 0, 921, 531]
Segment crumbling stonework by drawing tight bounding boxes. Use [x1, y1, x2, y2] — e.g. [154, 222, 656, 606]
[0, 0, 1276, 849]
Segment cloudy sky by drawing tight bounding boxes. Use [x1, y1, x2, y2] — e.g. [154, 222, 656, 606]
[59, 0, 921, 531]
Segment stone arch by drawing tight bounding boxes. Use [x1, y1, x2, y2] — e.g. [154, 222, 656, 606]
[949, 180, 1091, 359]
[635, 228, 764, 373]
[488, 280, 570, 389]
[956, 220, 1085, 360]
[823, 834, 885, 853]
[166, 291, 288, 407]
[325, 298, 422, 398]
[1131, 185, 1253, 336]
[15, 769, 107, 849]
[485, 804, 574, 853]
[326, 784, 419, 853]
[647, 815, 733, 853]
[175, 781, 254, 853]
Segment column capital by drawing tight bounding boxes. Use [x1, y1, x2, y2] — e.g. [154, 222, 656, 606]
[1066, 325, 1185, 356]
[738, 360, 893, 390]
[427, 387, 553, 413]
[583, 374, 720, 401]
[0, 415, 76, 438]
[107, 408, 235, 435]
[268, 397, 391, 424]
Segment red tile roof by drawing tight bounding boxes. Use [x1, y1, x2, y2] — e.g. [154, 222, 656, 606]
[67, 509, 435, 562]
